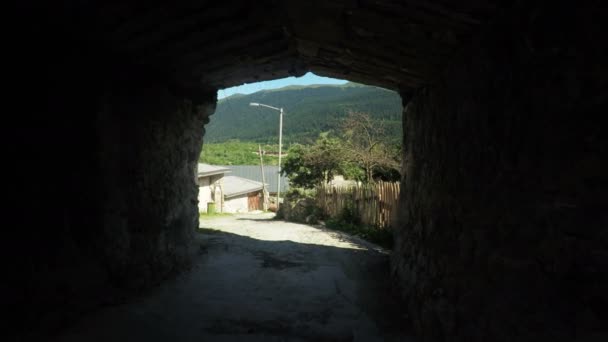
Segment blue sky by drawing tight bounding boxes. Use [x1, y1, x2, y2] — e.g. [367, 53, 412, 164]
[217, 72, 348, 99]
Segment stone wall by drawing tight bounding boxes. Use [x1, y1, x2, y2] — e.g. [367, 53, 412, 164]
[392, 3, 607, 341]
[6, 12, 215, 334]
[96, 76, 215, 290]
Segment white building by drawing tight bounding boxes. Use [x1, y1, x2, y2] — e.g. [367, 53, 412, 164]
[197, 164, 230, 213]
[222, 176, 265, 213]
[197, 163, 266, 214]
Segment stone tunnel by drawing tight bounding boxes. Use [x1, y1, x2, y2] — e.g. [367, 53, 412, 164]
[7, 0, 607, 340]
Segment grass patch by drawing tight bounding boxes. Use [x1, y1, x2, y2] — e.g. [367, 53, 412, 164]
[199, 212, 233, 219]
[324, 218, 393, 250]
[200, 141, 280, 165]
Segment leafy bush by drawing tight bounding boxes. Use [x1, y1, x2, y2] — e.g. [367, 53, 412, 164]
[277, 187, 323, 223]
[325, 210, 393, 249]
[337, 204, 361, 225]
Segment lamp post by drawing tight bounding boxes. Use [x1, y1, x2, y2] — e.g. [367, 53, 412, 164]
[250, 102, 283, 211]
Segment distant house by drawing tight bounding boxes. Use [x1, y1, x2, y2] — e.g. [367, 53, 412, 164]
[197, 163, 267, 213]
[222, 165, 289, 195]
[197, 164, 230, 213]
[222, 176, 265, 213]
[328, 175, 359, 188]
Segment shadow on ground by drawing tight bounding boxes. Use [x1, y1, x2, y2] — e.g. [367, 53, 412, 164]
[236, 217, 276, 222]
[52, 222, 414, 342]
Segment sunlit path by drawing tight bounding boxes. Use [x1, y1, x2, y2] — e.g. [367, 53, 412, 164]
[55, 213, 414, 342]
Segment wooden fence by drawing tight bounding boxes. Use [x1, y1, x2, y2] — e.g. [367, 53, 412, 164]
[315, 181, 400, 229]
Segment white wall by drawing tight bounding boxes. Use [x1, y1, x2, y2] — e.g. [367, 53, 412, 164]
[198, 176, 212, 213]
[223, 195, 249, 213]
[198, 175, 224, 213]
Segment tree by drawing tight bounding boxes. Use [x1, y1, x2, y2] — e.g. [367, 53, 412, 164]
[281, 133, 344, 188]
[281, 112, 401, 188]
[281, 144, 318, 189]
[340, 111, 400, 182]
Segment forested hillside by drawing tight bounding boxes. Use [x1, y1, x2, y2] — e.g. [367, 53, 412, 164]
[206, 83, 403, 144]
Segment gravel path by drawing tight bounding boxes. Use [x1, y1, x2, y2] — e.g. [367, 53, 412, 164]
[55, 213, 414, 341]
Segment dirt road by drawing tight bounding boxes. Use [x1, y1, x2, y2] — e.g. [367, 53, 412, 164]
[56, 213, 414, 341]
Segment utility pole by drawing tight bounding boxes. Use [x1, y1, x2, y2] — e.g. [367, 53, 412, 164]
[277, 107, 283, 211]
[258, 144, 268, 211]
[250, 102, 284, 212]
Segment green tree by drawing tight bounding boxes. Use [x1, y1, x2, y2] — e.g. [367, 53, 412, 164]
[281, 112, 401, 187]
[281, 133, 344, 188]
[340, 111, 400, 182]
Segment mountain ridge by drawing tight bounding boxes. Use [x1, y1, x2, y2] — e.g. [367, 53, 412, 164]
[208, 82, 403, 144]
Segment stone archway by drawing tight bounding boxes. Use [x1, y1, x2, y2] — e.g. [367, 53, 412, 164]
[8, 1, 607, 340]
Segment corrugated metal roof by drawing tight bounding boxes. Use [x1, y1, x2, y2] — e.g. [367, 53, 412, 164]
[198, 163, 230, 177]
[222, 165, 289, 193]
[222, 176, 265, 198]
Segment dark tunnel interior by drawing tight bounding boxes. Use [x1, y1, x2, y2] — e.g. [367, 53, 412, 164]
[5, 1, 607, 341]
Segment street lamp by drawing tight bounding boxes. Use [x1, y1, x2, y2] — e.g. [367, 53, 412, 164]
[250, 102, 284, 211]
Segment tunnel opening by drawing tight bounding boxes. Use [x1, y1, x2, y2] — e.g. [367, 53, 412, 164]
[9, 1, 607, 341]
[198, 72, 404, 217]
